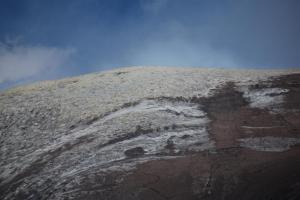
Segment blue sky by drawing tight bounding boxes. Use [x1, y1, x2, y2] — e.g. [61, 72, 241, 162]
[0, 0, 299, 89]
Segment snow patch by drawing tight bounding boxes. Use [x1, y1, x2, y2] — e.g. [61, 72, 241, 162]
[242, 88, 288, 111]
[101, 99, 205, 123]
[238, 136, 300, 152]
[241, 126, 285, 129]
[0, 98, 213, 192]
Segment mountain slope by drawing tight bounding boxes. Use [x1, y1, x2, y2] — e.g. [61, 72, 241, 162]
[1, 67, 300, 200]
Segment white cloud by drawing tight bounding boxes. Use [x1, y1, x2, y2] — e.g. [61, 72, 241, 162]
[0, 43, 75, 83]
[128, 36, 241, 67]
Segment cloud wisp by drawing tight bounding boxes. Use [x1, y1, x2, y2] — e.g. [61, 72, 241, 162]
[0, 42, 75, 84]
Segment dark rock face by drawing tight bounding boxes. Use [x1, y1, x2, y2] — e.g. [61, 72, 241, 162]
[0, 68, 300, 200]
[124, 147, 146, 157]
[100, 74, 300, 200]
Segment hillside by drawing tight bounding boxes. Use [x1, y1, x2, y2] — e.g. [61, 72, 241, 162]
[1, 67, 300, 200]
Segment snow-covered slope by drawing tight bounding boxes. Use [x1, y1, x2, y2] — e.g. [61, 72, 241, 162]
[0, 66, 300, 200]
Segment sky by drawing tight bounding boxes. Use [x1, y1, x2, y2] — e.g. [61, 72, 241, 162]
[0, 0, 300, 90]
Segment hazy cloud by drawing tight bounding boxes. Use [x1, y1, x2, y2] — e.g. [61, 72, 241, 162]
[0, 42, 75, 83]
[128, 35, 240, 67]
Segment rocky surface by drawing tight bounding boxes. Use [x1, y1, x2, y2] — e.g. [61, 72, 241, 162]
[0, 66, 300, 199]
